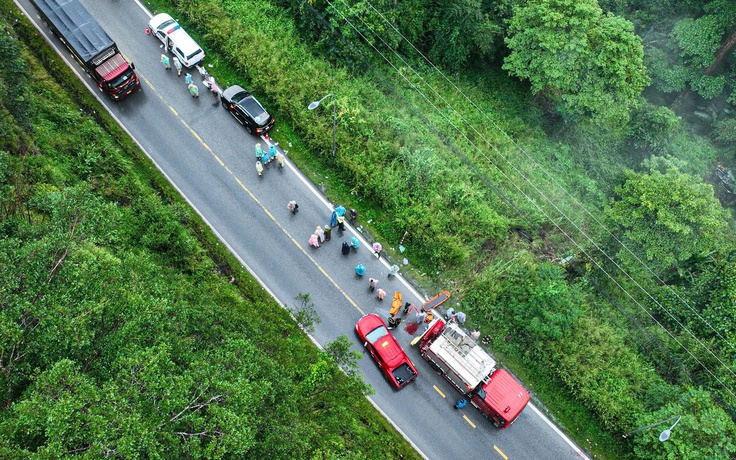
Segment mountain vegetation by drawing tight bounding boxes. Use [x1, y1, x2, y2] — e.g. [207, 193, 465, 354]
[0, 3, 419, 458]
[3, 0, 736, 458]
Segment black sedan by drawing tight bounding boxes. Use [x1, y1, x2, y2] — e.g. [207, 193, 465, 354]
[220, 85, 275, 136]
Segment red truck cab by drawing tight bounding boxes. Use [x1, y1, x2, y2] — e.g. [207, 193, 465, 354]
[92, 51, 139, 100]
[470, 369, 530, 428]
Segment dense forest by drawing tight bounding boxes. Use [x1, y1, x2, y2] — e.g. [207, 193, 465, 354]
[3, 0, 736, 458]
[0, 1, 421, 458]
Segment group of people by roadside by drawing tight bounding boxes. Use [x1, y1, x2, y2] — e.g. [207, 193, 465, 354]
[160, 53, 219, 100]
[291, 199, 484, 350]
[255, 143, 286, 176]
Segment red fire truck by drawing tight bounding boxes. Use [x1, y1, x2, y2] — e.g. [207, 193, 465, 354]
[418, 318, 530, 428]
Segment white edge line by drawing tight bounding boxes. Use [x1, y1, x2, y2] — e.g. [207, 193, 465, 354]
[528, 403, 591, 459]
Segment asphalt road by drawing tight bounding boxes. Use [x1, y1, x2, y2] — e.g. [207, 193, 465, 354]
[17, 0, 591, 458]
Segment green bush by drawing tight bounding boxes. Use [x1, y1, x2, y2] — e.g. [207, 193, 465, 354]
[0, 4, 421, 458]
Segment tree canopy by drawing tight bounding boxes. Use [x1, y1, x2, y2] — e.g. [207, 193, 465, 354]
[503, 0, 649, 124]
[605, 157, 729, 275]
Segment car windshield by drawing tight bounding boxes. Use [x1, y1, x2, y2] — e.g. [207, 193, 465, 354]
[158, 19, 176, 29]
[108, 71, 131, 88]
[365, 326, 388, 344]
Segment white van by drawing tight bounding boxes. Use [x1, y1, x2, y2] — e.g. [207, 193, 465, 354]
[148, 13, 205, 68]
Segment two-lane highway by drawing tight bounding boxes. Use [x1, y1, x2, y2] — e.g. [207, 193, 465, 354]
[16, 0, 590, 458]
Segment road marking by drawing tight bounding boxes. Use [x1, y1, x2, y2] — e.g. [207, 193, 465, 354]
[433, 385, 445, 398]
[123, 66, 367, 316]
[229, 169, 364, 315]
[463, 415, 476, 429]
[168, 106, 177, 116]
[494, 445, 508, 460]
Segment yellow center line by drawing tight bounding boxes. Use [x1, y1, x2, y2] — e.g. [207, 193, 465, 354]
[494, 445, 508, 460]
[433, 385, 446, 398]
[463, 415, 476, 429]
[138, 71, 365, 315]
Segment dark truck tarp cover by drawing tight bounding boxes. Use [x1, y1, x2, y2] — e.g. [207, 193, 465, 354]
[30, 0, 115, 64]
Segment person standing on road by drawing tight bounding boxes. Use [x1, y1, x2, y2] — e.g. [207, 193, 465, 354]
[415, 310, 427, 324]
[269, 144, 278, 163]
[309, 234, 320, 248]
[456, 311, 466, 324]
[369, 277, 378, 292]
[161, 54, 170, 70]
[185, 73, 193, 85]
[255, 143, 263, 160]
[276, 151, 285, 168]
[172, 56, 182, 76]
[288, 201, 299, 214]
[372, 242, 382, 259]
[188, 83, 199, 97]
[205, 76, 218, 95]
[255, 161, 264, 176]
[315, 226, 325, 243]
[376, 288, 386, 300]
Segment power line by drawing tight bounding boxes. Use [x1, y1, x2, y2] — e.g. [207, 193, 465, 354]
[357, 0, 736, 361]
[324, 0, 736, 399]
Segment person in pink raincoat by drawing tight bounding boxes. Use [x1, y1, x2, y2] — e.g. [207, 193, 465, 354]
[369, 277, 378, 292]
[376, 288, 386, 300]
[308, 234, 320, 248]
[372, 242, 382, 258]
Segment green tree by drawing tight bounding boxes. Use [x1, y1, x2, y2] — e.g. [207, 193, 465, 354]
[645, 0, 736, 103]
[631, 387, 736, 459]
[492, 258, 587, 350]
[290, 292, 321, 334]
[325, 334, 365, 380]
[626, 101, 681, 154]
[503, 0, 649, 125]
[0, 19, 30, 137]
[426, 0, 503, 71]
[604, 157, 729, 275]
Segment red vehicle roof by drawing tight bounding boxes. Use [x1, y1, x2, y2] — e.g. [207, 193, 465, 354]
[94, 52, 128, 81]
[480, 369, 530, 423]
[355, 313, 418, 389]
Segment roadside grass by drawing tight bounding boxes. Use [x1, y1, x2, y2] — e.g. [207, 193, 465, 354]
[133, 2, 630, 459]
[7, 2, 422, 458]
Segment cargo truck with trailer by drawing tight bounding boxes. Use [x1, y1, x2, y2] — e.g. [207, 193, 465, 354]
[29, 0, 140, 100]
